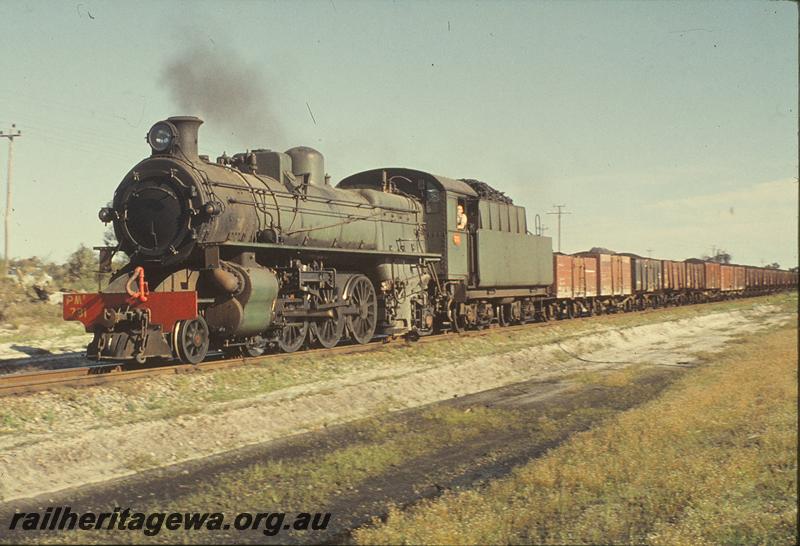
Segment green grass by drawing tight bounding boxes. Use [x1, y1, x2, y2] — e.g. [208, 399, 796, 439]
[12, 342, 704, 544]
[23, 405, 528, 544]
[177, 405, 526, 511]
[354, 318, 798, 545]
[0, 300, 86, 344]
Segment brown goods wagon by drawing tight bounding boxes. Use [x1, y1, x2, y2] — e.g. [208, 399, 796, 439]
[569, 255, 599, 297]
[720, 264, 734, 291]
[678, 261, 688, 289]
[745, 267, 759, 288]
[553, 253, 573, 298]
[597, 253, 612, 295]
[704, 262, 721, 289]
[621, 254, 663, 293]
[662, 261, 675, 290]
[574, 252, 632, 296]
[613, 254, 632, 295]
[685, 260, 705, 289]
[733, 266, 745, 290]
[572, 256, 587, 297]
[753, 267, 764, 288]
[662, 260, 686, 290]
[579, 255, 599, 297]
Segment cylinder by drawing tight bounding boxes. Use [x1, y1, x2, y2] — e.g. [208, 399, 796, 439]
[204, 262, 279, 337]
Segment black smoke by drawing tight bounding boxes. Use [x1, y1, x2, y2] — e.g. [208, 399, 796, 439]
[160, 41, 283, 146]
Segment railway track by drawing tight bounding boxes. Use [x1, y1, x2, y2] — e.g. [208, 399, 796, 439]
[0, 340, 399, 397]
[0, 314, 556, 396]
[0, 351, 90, 375]
[0, 295, 779, 397]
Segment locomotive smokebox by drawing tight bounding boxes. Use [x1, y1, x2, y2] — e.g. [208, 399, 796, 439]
[168, 116, 203, 159]
[286, 146, 326, 186]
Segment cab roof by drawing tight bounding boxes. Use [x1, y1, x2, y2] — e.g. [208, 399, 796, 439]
[338, 168, 478, 197]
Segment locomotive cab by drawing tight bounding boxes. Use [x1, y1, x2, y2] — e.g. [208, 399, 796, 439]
[339, 169, 554, 330]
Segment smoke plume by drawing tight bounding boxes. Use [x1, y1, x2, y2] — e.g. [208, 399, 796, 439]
[160, 41, 283, 146]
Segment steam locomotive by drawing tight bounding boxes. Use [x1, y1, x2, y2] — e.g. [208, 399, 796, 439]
[63, 116, 796, 364]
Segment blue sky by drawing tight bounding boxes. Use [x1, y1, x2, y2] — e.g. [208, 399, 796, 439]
[0, 0, 797, 267]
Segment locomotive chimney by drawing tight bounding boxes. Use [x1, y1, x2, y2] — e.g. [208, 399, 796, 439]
[168, 116, 203, 159]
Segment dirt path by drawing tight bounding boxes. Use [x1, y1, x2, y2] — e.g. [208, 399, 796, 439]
[0, 302, 788, 505]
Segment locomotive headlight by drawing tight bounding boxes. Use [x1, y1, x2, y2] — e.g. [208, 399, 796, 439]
[98, 207, 116, 223]
[146, 121, 177, 153]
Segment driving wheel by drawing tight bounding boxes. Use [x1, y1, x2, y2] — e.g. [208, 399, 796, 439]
[346, 275, 377, 344]
[310, 313, 344, 349]
[310, 293, 344, 348]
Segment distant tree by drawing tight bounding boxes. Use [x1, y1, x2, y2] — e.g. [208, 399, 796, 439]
[100, 226, 130, 271]
[702, 250, 732, 264]
[11, 256, 47, 277]
[790, 266, 798, 273]
[764, 262, 780, 269]
[64, 244, 99, 290]
[103, 226, 117, 247]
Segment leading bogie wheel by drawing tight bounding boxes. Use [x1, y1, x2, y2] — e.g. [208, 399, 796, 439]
[346, 275, 378, 344]
[173, 316, 210, 364]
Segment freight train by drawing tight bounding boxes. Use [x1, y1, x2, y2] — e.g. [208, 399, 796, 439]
[63, 117, 798, 363]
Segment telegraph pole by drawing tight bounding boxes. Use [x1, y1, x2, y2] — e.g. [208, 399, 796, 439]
[547, 204, 571, 252]
[533, 214, 550, 236]
[0, 124, 22, 277]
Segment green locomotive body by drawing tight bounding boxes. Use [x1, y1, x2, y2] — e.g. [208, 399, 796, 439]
[65, 116, 554, 363]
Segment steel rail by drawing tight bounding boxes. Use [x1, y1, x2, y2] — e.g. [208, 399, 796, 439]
[0, 336, 404, 397]
[0, 292, 786, 397]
